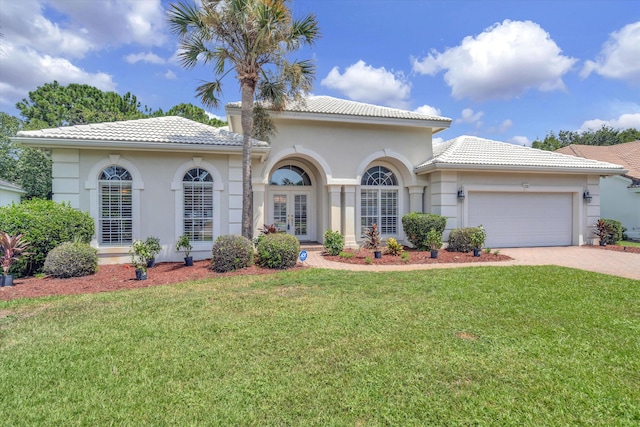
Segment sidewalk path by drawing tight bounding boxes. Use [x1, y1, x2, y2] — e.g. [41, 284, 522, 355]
[302, 247, 640, 280]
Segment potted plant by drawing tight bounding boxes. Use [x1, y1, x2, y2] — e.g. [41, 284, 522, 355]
[176, 234, 193, 266]
[0, 232, 30, 287]
[469, 225, 486, 257]
[594, 219, 613, 246]
[129, 239, 151, 280]
[425, 229, 442, 259]
[145, 236, 161, 268]
[362, 223, 383, 258]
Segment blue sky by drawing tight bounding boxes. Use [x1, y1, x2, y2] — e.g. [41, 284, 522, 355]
[0, 0, 638, 145]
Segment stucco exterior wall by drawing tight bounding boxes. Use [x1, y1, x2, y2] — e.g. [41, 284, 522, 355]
[600, 175, 640, 239]
[0, 188, 22, 206]
[425, 170, 599, 245]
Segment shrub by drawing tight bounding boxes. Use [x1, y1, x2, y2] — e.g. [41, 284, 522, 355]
[323, 229, 345, 256]
[43, 242, 98, 278]
[257, 233, 300, 269]
[601, 218, 623, 244]
[425, 229, 442, 251]
[145, 236, 161, 259]
[339, 251, 354, 259]
[401, 212, 446, 250]
[385, 237, 404, 256]
[362, 223, 382, 251]
[448, 227, 475, 252]
[211, 235, 254, 273]
[0, 199, 94, 276]
[469, 225, 487, 250]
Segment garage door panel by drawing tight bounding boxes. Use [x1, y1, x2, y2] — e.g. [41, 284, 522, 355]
[468, 192, 572, 248]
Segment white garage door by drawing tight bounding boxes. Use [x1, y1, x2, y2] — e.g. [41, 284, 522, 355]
[468, 192, 573, 247]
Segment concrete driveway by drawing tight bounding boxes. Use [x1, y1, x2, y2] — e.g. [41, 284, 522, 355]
[303, 246, 640, 280]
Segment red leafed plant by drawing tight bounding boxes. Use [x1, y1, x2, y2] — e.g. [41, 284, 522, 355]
[0, 231, 31, 275]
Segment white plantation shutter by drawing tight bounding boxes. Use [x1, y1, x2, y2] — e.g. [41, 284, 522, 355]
[98, 166, 133, 244]
[183, 168, 214, 242]
[360, 166, 398, 236]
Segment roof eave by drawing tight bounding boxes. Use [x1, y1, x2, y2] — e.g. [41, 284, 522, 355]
[12, 137, 270, 157]
[225, 105, 452, 130]
[414, 162, 627, 176]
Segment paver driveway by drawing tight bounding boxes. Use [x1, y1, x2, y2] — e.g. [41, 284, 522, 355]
[303, 246, 640, 280]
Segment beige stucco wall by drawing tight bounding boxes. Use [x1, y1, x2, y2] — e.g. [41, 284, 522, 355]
[601, 175, 640, 239]
[53, 148, 241, 264]
[0, 188, 22, 206]
[425, 170, 600, 245]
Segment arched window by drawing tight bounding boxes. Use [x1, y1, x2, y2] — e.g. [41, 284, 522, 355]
[99, 166, 133, 244]
[270, 165, 311, 186]
[183, 168, 214, 242]
[361, 166, 398, 235]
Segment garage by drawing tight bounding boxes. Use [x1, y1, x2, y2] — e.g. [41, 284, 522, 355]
[467, 192, 573, 247]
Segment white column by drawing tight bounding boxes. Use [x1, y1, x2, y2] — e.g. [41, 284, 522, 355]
[343, 185, 358, 248]
[327, 185, 342, 234]
[253, 183, 266, 238]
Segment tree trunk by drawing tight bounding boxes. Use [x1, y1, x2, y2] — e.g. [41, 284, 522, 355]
[240, 80, 256, 240]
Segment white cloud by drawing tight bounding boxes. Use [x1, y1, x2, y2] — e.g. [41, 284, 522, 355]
[125, 52, 166, 64]
[580, 113, 640, 132]
[205, 111, 226, 122]
[456, 108, 484, 124]
[432, 137, 444, 145]
[414, 104, 441, 117]
[509, 136, 531, 146]
[164, 70, 177, 80]
[499, 119, 513, 132]
[412, 20, 577, 101]
[321, 60, 411, 108]
[581, 21, 640, 84]
[0, 42, 116, 108]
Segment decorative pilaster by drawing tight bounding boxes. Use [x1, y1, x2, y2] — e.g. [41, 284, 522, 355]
[343, 185, 358, 248]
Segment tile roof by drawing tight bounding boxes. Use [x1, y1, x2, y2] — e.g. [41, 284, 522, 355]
[416, 135, 626, 173]
[16, 116, 268, 148]
[227, 95, 452, 123]
[556, 141, 640, 182]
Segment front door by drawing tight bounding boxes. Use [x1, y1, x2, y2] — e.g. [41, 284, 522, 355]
[271, 191, 310, 240]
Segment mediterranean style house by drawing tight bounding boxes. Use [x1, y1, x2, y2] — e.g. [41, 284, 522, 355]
[15, 96, 626, 263]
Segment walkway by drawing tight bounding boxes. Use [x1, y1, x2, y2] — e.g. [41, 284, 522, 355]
[301, 246, 640, 280]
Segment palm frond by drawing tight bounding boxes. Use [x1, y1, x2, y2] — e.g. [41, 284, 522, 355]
[195, 80, 224, 109]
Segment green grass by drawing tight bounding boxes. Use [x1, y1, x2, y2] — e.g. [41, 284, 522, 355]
[618, 240, 640, 247]
[1, 266, 639, 426]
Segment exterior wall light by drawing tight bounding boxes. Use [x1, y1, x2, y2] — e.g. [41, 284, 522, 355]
[457, 188, 465, 200]
[583, 190, 592, 202]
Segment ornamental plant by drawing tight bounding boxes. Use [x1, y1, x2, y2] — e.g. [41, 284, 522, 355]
[469, 225, 487, 250]
[401, 212, 446, 250]
[43, 241, 98, 278]
[256, 233, 299, 269]
[385, 237, 404, 256]
[0, 231, 30, 276]
[323, 229, 345, 256]
[176, 234, 193, 258]
[362, 223, 382, 251]
[424, 229, 442, 251]
[129, 240, 152, 273]
[145, 236, 162, 259]
[212, 235, 254, 272]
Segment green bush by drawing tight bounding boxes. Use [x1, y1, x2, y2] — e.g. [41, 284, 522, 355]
[448, 227, 483, 252]
[257, 233, 300, 269]
[43, 241, 98, 278]
[323, 229, 345, 256]
[601, 218, 624, 244]
[385, 237, 404, 256]
[211, 235, 254, 273]
[0, 199, 94, 276]
[401, 212, 447, 250]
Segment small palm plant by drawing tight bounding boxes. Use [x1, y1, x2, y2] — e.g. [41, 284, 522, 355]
[362, 223, 383, 258]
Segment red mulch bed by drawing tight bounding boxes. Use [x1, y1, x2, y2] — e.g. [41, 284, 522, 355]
[323, 248, 512, 265]
[583, 244, 640, 254]
[1, 260, 301, 301]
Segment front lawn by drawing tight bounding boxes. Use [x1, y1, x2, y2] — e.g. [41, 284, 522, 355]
[619, 240, 640, 247]
[1, 266, 638, 425]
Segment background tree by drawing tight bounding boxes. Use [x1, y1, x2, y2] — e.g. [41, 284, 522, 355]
[164, 102, 227, 127]
[532, 125, 640, 151]
[168, 0, 319, 239]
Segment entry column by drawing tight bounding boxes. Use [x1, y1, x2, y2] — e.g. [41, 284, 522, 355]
[252, 183, 266, 238]
[327, 185, 342, 234]
[343, 185, 358, 248]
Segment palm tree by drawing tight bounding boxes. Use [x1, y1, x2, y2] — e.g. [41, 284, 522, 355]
[168, 0, 319, 239]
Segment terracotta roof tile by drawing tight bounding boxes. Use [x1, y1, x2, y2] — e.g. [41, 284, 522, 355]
[556, 141, 640, 181]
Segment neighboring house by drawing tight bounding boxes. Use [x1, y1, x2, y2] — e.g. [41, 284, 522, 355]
[557, 141, 639, 240]
[0, 179, 24, 207]
[14, 96, 625, 263]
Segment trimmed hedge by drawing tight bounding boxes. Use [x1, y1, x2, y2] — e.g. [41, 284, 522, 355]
[401, 212, 447, 250]
[0, 199, 94, 277]
[43, 242, 98, 278]
[448, 227, 476, 252]
[257, 233, 300, 269]
[211, 235, 254, 273]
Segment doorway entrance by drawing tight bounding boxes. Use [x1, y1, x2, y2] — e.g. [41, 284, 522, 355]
[268, 164, 314, 241]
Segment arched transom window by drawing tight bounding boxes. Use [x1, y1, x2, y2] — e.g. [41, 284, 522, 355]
[99, 166, 133, 244]
[270, 165, 311, 186]
[361, 166, 398, 235]
[183, 168, 214, 242]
